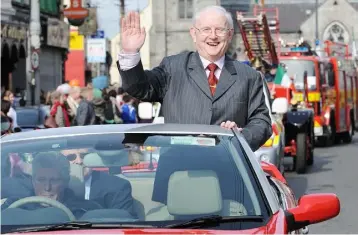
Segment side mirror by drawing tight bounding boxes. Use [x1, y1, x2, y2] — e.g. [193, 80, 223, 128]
[138, 102, 153, 120]
[272, 97, 289, 114]
[286, 193, 340, 232]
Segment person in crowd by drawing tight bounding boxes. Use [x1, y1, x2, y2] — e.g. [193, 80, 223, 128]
[70, 87, 96, 126]
[103, 89, 123, 124]
[2, 90, 19, 131]
[91, 88, 106, 124]
[1, 113, 12, 135]
[121, 95, 137, 124]
[50, 91, 71, 127]
[116, 6, 272, 151]
[116, 87, 126, 107]
[265, 64, 278, 83]
[1, 100, 13, 134]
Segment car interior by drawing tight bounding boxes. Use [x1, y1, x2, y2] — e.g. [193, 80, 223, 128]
[1, 141, 263, 225]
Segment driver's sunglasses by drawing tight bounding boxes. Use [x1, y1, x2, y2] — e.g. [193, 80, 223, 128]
[65, 153, 87, 161]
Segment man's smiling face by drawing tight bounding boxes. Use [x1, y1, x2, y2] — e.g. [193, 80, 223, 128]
[190, 8, 233, 62]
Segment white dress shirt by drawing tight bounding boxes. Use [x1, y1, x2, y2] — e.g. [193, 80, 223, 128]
[84, 175, 92, 200]
[117, 52, 225, 79]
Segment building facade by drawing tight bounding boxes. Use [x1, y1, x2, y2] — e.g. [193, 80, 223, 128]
[1, 0, 70, 103]
[1, 0, 28, 92]
[253, 0, 358, 52]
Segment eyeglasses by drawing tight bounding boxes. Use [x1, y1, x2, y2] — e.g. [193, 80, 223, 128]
[194, 27, 231, 37]
[65, 153, 87, 161]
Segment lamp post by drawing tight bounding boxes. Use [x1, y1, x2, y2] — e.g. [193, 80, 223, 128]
[315, 0, 319, 48]
[29, 0, 41, 105]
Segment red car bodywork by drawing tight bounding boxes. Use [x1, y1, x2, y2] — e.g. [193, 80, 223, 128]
[10, 210, 287, 234]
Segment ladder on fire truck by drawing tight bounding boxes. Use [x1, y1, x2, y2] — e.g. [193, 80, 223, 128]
[236, 6, 280, 66]
[324, 40, 349, 59]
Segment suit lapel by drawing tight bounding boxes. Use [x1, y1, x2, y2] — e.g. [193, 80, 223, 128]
[188, 52, 212, 99]
[213, 56, 237, 101]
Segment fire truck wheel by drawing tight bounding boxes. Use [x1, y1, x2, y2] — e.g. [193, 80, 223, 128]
[307, 122, 314, 166]
[295, 133, 307, 174]
[342, 116, 353, 143]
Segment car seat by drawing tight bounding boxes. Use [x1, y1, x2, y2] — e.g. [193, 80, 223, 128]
[146, 145, 249, 220]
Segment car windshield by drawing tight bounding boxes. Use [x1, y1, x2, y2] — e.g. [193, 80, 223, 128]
[280, 59, 316, 91]
[1, 132, 268, 230]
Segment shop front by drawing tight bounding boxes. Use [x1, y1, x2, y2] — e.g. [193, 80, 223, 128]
[39, 18, 69, 92]
[1, 22, 27, 91]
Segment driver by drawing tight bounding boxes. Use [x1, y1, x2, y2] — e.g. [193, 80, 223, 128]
[60, 148, 136, 217]
[1, 152, 103, 218]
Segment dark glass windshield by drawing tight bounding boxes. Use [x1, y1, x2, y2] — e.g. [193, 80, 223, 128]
[1, 132, 268, 229]
[280, 59, 316, 90]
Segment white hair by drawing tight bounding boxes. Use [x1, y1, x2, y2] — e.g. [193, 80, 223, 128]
[193, 5, 234, 29]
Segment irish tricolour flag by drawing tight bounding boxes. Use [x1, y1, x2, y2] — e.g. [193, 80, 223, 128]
[274, 65, 292, 88]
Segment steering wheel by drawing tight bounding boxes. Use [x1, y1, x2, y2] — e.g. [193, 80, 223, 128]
[8, 196, 76, 221]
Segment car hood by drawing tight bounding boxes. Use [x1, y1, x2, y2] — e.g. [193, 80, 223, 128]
[9, 227, 268, 234]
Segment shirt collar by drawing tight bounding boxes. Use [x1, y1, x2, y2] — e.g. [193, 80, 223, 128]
[200, 55, 225, 70]
[85, 174, 92, 185]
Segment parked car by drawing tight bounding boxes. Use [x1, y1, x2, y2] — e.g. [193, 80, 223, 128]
[1, 123, 339, 234]
[15, 106, 47, 131]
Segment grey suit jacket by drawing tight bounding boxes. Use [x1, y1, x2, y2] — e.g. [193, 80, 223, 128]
[117, 51, 272, 151]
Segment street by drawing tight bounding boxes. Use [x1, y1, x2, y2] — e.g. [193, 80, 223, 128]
[285, 135, 358, 234]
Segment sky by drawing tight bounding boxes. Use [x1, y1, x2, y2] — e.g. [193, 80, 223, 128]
[90, 0, 149, 39]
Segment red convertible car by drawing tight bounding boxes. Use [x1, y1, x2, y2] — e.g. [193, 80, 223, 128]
[0, 124, 340, 234]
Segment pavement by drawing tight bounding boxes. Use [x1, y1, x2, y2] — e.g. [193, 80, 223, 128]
[285, 135, 358, 234]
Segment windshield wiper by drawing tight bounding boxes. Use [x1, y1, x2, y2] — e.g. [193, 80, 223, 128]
[10, 221, 157, 233]
[163, 215, 264, 229]
[9, 222, 93, 233]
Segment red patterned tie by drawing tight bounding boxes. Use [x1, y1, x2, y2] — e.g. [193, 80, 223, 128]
[207, 63, 218, 96]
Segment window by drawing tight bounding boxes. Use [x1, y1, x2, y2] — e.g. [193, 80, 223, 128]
[178, 0, 193, 19]
[40, 0, 59, 14]
[280, 59, 316, 91]
[319, 62, 326, 85]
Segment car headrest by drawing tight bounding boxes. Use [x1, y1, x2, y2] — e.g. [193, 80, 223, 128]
[83, 152, 129, 168]
[167, 170, 222, 216]
[152, 145, 242, 204]
[83, 153, 105, 167]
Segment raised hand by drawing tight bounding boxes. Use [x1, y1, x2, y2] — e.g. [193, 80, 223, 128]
[120, 11, 146, 54]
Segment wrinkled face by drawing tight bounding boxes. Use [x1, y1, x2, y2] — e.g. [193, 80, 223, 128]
[61, 149, 92, 177]
[33, 168, 66, 201]
[190, 10, 233, 62]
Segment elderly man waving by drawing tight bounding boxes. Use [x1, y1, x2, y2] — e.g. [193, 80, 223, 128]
[117, 6, 272, 151]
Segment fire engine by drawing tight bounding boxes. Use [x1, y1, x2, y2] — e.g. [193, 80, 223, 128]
[280, 40, 356, 145]
[236, 6, 315, 174]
